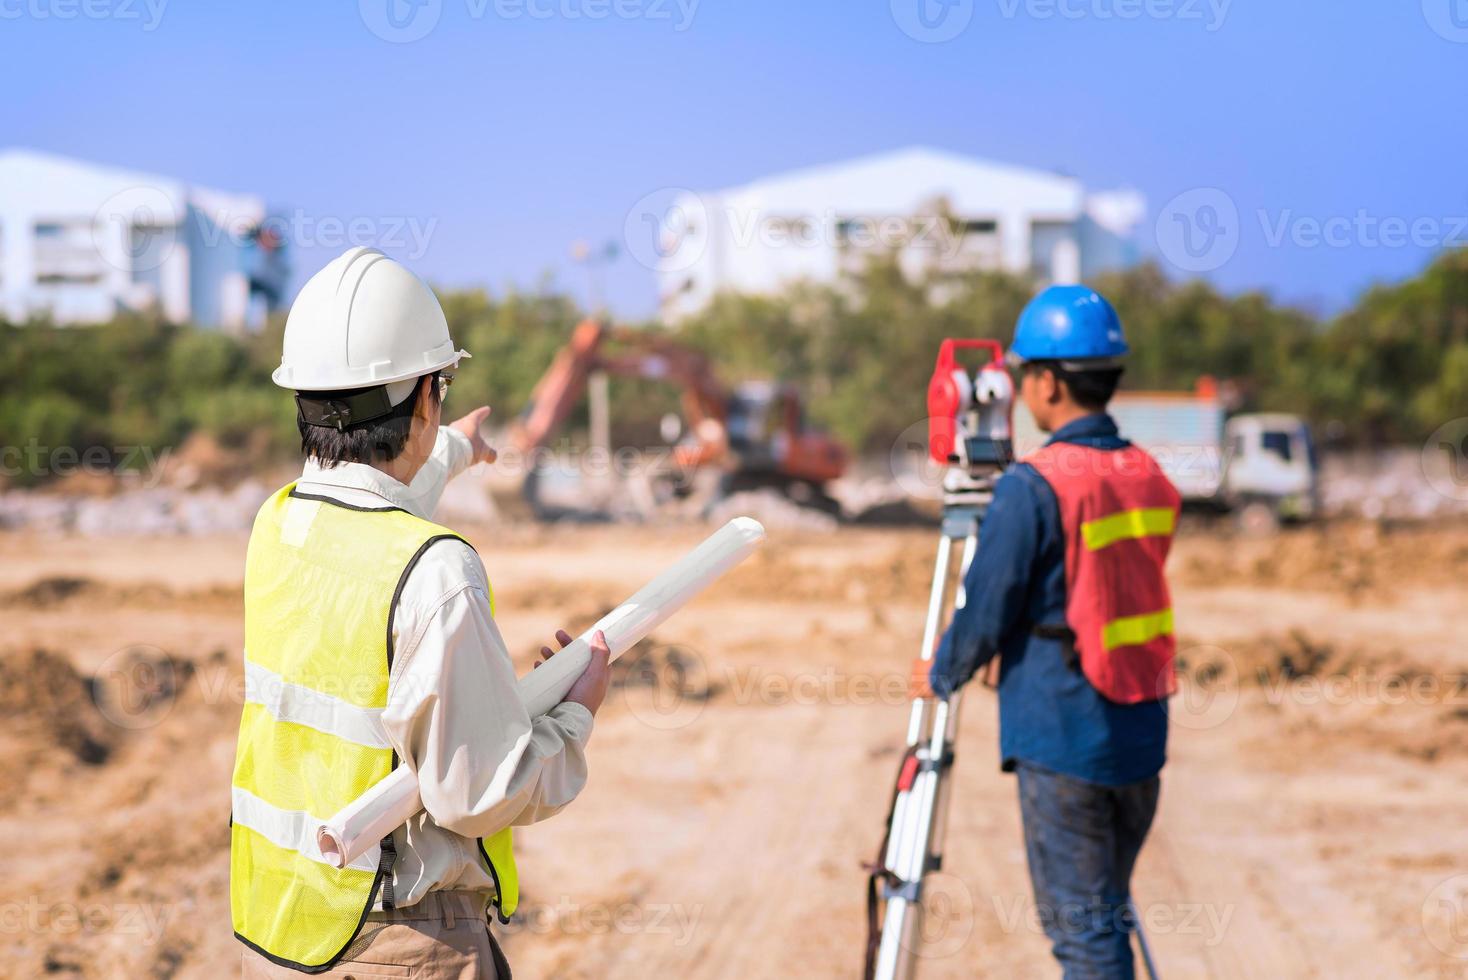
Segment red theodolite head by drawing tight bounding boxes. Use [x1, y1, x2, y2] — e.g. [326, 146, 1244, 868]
[926, 339, 1010, 466]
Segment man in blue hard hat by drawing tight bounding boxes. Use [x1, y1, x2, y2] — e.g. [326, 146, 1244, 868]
[928, 285, 1182, 979]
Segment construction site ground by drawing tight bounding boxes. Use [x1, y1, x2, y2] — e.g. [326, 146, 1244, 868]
[2, 516, 1465, 978]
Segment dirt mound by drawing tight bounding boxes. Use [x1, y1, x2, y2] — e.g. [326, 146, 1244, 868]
[0, 575, 241, 613]
[706, 490, 839, 533]
[527, 605, 722, 704]
[1177, 630, 1468, 762]
[720, 537, 934, 606]
[1173, 518, 1468, 599]
[0, 648, 118, 771]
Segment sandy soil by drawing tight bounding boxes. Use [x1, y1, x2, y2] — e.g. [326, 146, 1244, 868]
[1, 516, 1466, 978]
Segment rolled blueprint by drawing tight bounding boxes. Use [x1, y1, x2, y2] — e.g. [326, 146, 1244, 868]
[316, 517, 767, 869]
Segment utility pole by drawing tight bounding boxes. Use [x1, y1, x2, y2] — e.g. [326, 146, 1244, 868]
[572, 239, 620, 465]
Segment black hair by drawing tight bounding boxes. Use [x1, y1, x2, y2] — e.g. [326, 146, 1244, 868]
[297, 372, 441, 468]
[1023, 360, 1125, 412]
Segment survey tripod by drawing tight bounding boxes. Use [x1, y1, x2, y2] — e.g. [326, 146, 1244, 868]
[862, 445, 996, 980]
[863, 339, 1160, 980]
[863, 339, 1010, 980]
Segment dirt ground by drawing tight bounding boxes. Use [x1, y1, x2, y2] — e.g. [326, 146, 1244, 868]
[1, 515, 1467, 979]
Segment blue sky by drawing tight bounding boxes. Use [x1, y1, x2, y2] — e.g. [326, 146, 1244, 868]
[2, 0, 1464, 318]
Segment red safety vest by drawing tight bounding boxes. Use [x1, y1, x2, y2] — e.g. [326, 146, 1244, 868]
[1026, 442, 1182, 705]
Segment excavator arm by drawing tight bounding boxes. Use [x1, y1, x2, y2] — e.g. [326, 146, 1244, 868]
[507, 318, 732, 466]
[507, 317, 848, 496]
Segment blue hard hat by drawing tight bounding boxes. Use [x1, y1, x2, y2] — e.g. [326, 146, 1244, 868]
[1010, 285, 1128, 364]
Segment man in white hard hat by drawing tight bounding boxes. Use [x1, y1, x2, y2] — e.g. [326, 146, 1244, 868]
[230, 246, 610, 977]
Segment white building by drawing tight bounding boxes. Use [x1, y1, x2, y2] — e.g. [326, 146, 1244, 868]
[655, 147, 1144, 321]
[0, 149, 288, 331]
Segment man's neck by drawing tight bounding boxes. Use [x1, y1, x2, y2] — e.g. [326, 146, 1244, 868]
[373, 455, 422, 487]
[1044, 405, 1101, 434]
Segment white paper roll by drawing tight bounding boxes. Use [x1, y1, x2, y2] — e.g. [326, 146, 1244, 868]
[315, 517, 766, 869]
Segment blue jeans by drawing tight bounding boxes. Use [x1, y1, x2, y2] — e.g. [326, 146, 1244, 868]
[1016, 764, 1160, 980]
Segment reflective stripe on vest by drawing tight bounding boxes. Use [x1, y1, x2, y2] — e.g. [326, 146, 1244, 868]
[231, 484, 519, 972]
[1026, 442, 1182, 705]
[1081, 506, 1176, 552]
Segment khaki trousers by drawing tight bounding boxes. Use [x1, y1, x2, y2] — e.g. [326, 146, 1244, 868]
[241, 890, 511, 980]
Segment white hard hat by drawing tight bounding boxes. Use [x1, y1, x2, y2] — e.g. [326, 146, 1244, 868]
[273, 247, 469, 395]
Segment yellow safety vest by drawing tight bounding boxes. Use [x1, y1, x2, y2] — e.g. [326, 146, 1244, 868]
[231, 483, 519, 972]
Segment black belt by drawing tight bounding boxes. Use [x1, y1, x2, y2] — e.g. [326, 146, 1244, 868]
[1033, 623, 1080, 672]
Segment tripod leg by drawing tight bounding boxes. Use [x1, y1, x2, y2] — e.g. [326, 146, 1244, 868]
[1133, 906, 1160, 980]
[915, 527, 978, 878]
[871, 521, 981, 980]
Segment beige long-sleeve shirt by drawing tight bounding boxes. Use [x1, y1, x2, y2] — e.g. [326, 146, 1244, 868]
[293, 427, 594, 909]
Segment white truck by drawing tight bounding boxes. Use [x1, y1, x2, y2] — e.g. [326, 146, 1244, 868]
[1013, 381, 1319, 522]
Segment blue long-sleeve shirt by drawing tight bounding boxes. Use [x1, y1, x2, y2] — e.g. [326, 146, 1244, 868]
[929, 413, 1168, 787]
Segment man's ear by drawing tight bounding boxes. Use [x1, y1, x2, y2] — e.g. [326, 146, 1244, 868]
[1038, 367, 1061, 405]
[413, 375, 437, 422]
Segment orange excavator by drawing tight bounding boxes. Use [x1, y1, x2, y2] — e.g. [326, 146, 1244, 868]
[507, 319, 849, 510]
